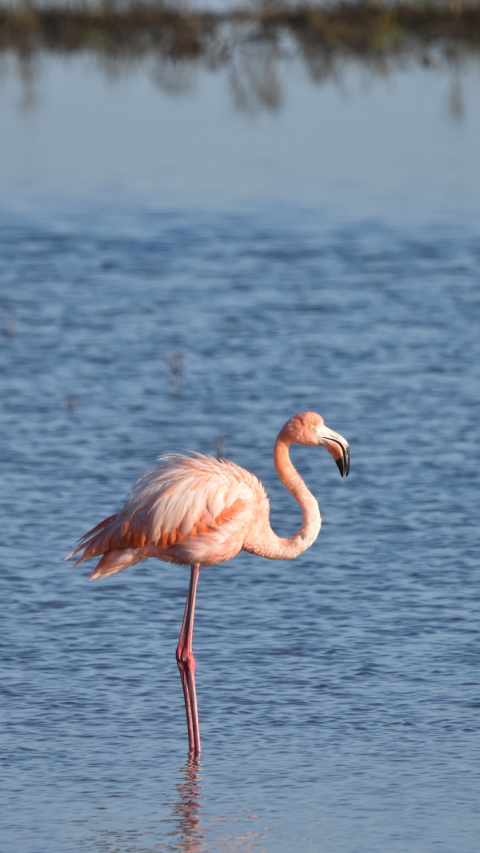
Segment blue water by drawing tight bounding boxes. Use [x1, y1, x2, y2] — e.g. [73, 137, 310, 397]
[1, 200, 480, 852]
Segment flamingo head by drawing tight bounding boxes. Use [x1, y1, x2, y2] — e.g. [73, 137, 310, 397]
[280, 412, 350, 477]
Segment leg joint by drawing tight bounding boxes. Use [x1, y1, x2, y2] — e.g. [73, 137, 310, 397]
[176, 648, 195, 668]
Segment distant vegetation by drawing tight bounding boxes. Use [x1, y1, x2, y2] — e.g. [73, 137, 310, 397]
[1, 2, 480, 109]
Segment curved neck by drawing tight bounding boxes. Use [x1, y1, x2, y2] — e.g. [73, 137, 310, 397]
[245, 434, 321, 561]
[273, 435, 310, 503]
[272, 435, 321, 557]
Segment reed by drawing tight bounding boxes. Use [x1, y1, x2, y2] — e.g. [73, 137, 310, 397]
[4, 310, 16, 338]
[163, 350, 185, 396]
[216, 430, 225, 460]
[1, 2, 480, 60]
[2, 2, 479, 109]
[66, 393, 78, 412]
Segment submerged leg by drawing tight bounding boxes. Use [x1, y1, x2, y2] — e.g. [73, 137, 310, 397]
[176, 564, 201, 755]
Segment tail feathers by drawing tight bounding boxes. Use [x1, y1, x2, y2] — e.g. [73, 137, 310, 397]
[89, 549, 139, 580]
[65, 514, 118, 563]
[78, 514, 117, 544]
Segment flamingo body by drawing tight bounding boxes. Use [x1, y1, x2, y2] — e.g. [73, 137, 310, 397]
[70, 453, 268, 577]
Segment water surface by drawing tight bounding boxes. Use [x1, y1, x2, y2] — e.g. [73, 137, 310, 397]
[1, 199, 479, 852]
[1, 17, 480, 850]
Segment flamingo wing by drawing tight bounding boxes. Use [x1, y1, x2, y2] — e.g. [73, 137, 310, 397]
[67, 453, 267, 577]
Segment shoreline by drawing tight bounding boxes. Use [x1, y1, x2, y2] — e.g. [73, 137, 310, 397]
[1, 3, 480, 61]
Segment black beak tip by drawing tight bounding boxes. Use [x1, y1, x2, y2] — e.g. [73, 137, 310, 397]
[335, 447, 350, 478]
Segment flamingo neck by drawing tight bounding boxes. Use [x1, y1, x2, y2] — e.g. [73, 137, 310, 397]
[244, 434, 321, 561]
[272, 434, 321, 557]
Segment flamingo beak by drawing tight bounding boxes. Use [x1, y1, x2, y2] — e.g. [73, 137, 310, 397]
[318, 425, 350, 478]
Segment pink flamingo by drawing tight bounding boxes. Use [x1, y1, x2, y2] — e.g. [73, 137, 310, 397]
[66, 411, 349, 755]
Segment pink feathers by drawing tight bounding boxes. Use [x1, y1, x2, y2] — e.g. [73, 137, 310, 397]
[67, 452, 268, 578]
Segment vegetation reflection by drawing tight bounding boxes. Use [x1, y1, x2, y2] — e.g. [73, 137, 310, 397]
[1, 1, 480, 111]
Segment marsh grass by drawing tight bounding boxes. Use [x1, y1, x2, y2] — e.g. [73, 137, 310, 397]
[163, 350, 185, 396]
[1, 1, 480, 105]
[66, 393, 78, 412]
[216, 430, 225, 460]
[4, 310, 16, 338]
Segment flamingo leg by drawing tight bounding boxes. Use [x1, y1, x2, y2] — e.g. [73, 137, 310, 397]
[176, 564, 201, 755]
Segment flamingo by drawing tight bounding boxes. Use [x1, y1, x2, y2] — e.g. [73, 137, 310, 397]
[66, 411, 349, 755]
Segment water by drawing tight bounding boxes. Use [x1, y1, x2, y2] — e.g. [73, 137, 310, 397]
[1, 197, 479, 852]
[2, 52, 480, 210]
[1, 28, 480, 852]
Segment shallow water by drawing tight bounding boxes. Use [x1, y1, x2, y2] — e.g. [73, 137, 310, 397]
[1, 198, 480, 852]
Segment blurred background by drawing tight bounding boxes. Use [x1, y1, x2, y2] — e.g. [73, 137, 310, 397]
[1, 2, 480, 852]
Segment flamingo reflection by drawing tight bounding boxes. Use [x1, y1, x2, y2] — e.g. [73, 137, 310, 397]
[81, 757, 269, 852]
[169, 756, 206, 853]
